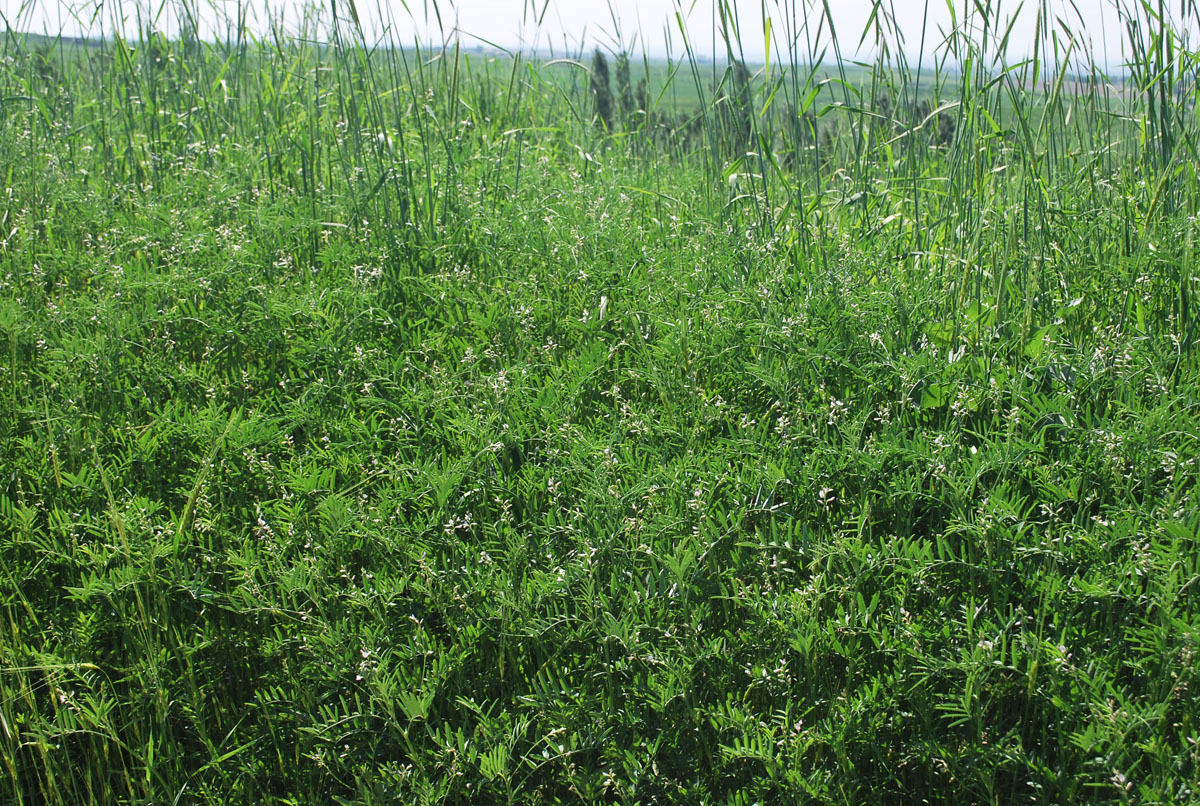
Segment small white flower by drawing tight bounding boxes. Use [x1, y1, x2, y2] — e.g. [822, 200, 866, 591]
[818, 487, 835, 509]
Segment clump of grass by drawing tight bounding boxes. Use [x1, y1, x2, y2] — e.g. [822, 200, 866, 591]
[590, 48, 616, 131]
[1, 0, 1199, 803]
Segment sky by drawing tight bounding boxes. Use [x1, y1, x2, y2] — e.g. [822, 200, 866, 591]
[7, 0, 1197, 67]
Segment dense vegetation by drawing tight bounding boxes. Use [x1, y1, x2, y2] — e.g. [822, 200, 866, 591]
[2, 0, 1200, 802]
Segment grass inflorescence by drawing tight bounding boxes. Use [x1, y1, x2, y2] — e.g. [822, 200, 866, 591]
[2, 0, 1200, 802]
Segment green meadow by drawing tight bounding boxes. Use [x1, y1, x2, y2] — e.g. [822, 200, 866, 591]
[2, 1, 1199, 802]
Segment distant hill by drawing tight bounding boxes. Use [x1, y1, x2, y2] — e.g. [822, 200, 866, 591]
[3, 30, 104, 50]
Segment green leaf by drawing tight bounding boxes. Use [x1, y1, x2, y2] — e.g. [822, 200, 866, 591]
[920, 382, 949, 410]
[924, 321, 955, 348]
[1024, 324, 1057, 358]
[965, 300, 997, 328]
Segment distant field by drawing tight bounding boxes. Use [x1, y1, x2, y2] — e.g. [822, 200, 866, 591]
[2, 2, 1199, 804]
